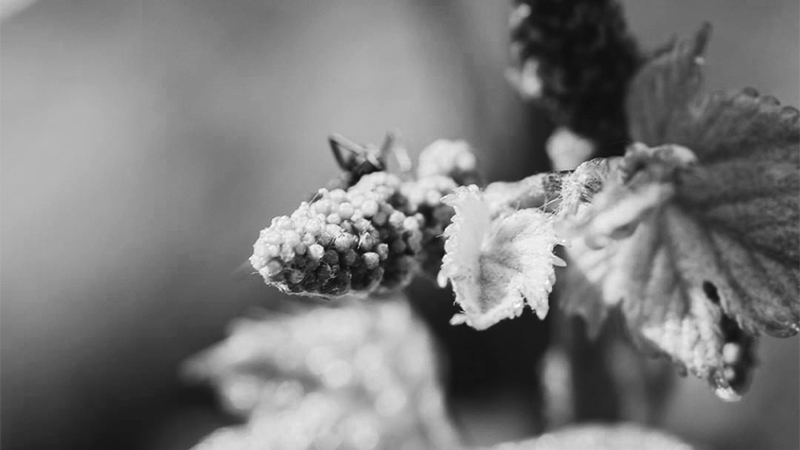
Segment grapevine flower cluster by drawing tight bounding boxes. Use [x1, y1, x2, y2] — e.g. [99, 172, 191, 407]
[249, 139, 477, 297]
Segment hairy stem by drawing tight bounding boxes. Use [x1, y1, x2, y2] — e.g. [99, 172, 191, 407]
[482, 157, 619, 216]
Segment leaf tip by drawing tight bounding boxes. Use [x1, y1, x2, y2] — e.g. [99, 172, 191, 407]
[695, 22, 713, 56]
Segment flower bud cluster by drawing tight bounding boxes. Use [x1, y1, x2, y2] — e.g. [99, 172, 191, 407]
[509, 0, 642, 157]
[251, 171, 457, 297]
[416, 140, 480, 186]
[399, 175, 458, 277]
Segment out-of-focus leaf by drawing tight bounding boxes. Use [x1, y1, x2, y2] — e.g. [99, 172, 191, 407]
[560, 24, 799, 399]
[184, 296, 462, 449]
[439, 186, 564, 330]
[625, 23, 711, 147]
[490, 424, 694, 450]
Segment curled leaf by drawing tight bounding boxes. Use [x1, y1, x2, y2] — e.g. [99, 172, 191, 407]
[560, 24, 799, 399]
[439, 186, 564, 330]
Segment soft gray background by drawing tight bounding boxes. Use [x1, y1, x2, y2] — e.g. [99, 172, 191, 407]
[2, 1, 798, 449]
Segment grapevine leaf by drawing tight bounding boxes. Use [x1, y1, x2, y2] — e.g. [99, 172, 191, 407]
[560, 24, 799, 399]
[625, 23, 711, 146]
[624, 24, 800, 337]
[439, 186, 564, 330]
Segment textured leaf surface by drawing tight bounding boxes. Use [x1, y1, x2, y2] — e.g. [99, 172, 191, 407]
[439, 186, 563, 330]
[561, 25, 799, 399]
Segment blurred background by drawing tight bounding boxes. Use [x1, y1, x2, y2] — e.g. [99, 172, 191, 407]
[1, 1, 798, 449]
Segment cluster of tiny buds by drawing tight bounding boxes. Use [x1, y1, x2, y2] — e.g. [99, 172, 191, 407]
[399, 175, 458, 276]
[250, 139, 477, 297]
[250, 172, 441, 297]
[416, 139, 480, 186]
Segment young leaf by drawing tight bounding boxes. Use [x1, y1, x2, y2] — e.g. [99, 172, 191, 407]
[439, 186, 564, 330]
[560, 24, 799, 399]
